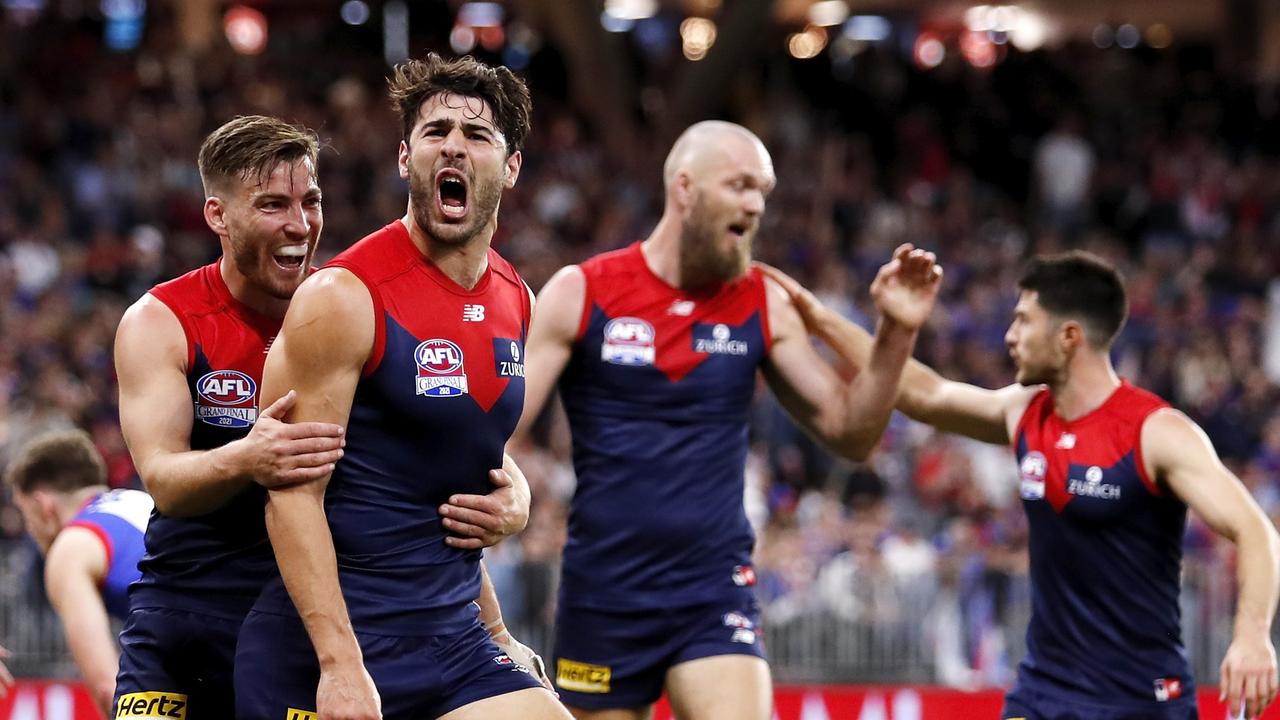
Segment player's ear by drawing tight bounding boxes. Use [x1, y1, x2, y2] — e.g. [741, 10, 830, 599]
[1060, 320, 1086, 351]
[204, 196, 227, 237]
[398, 140, 411, 181]
[673, 170, 695, 209]
[503, 150, 522, 189]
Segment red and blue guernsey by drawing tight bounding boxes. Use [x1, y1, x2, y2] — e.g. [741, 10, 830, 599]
[133, 261, 281, 618]
[1010, 380, 1195, 710]
[252, 220, 530, 633]
[67, 488, 152, 619]
[559, 242, 771, 609]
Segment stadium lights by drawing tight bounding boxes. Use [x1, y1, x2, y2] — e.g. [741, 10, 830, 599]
[458, 2, 502, 28]
[788, 25, 828, 60]
[604, 0, 657, 21]
[843, 15, 890, 43]
[808, 0, 849, 28]
[1146, 23, 1172, 49]
[383, 0, 408, 65]
[224, 5, 267, 55]
[913, 32, 945, 69]
[340, 0, 369, 26]
[600, 11, 635, 32]
[1115, 23, 1139, 49]
[681, 17, 716, 61]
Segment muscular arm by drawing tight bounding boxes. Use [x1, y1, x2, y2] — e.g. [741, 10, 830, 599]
[512, 265, 583, 443]
[115, 296, 343, 517]
[757, 263, 1034, 445]
[260, 268, 370, 678]
[1144, 409, 1280, 718]
[43, 527, 117, 715]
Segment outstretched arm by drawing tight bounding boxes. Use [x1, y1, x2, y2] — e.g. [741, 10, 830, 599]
[1144, 409, 1280, 720]
[762, 245, 940, 461]
[512, 265, 583, 444]
[260, 268, 380, 720]
[758, 262, 1035, 445]
[43, 528, 116, 715]
[115, 295, 345, 517]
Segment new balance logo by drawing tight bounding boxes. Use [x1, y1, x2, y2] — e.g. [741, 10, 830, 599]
[463, 304, 486, 322]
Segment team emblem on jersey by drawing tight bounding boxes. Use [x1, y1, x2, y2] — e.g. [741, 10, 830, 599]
[194, 370, 258, 429]
[414, 339, 469, 398]
[731, 564, 757, 587]
[601, 317, 655, 366]
[1019, 451, 1047, 500]
[692, 322, 749, 356]
[1153, 677, 1183, 702]
[494, 338, 525, 378]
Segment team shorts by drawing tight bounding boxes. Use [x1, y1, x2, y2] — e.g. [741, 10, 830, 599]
[233, 609, 543, 720]
[1003, 686, 1199, 720]
[113, 606, 243, 720]
[552, 591, 766, 710]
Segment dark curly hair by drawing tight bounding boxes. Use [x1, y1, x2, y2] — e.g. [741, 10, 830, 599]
[387, 53, 532, 156]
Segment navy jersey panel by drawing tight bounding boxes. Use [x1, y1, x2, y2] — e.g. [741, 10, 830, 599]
[67, 489, 152, 619]
[130, 261, 280, 618]
[1012, 382, 1195, 709]
[251, 221, 529, 633]
[558, 243, 769, 609]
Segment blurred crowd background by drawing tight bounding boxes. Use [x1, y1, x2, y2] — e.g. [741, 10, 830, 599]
[2, 0, 1279, 688]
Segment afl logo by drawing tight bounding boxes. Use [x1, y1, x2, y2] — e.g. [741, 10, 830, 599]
[601, 317, 656, 367]
[194, 370, 258, 429]
[414, 339, 469, 398]
[1019, 450, 1047, 501]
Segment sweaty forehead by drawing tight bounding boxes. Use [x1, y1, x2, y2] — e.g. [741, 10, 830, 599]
[245, 157, 318, 197]
[415, 92, 498, 131]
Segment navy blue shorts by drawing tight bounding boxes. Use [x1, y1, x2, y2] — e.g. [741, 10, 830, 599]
[113, 606, 243, 720]
[552, 592, 766, 710]
[233, 610, 543, 720]
[1003, 686, 1199, 720]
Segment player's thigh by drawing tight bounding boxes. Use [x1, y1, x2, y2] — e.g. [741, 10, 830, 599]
[114, 607, 240, 720]
[664, 654, 772, 720]
[437, 687, 571, 720]
[565, 705, 652, 720]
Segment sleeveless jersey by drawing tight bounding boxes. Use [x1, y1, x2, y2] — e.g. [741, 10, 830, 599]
[253, 220, 530, 634]
[65, 489, 152, 618]
[131, 260, 280, 618]
[1012, 381, 1195, 708]
[559, 242, 771, 609]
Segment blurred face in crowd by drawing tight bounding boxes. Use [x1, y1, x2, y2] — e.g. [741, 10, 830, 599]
[677, 131, 775, 288]
[12, 489, 60, 554]
[205, 158, 323, 300]
[400, 92, 522, 247]
[1005, 290, 1071, 386]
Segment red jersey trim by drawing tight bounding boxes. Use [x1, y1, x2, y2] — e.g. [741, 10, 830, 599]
[324, 262, 386, 378]
[147, 289, 196, 372]
[751, 266, 773, 354]
[1011, 388, 1051, 449]
[64, 520, 113, 589]
[575, 264, 593, 342]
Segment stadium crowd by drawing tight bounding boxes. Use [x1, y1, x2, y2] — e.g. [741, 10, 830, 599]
[1, 6, 1279, 684]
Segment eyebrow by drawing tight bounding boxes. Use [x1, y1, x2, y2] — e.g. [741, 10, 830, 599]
[421, 118, 495, 135]
[251, 187, 322, 202]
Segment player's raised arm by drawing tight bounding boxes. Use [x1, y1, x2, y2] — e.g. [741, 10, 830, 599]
[1143, 409, 1280, 720]
[43, 527, 117, 715]
[115, 295, 345, 517]
[758, 261, 1034, 445]
[761, 244, 937, 460]
[259, 267, 380, 720]
[512, 264, 585, 442]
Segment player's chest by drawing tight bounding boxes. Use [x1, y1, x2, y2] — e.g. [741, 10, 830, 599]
[1017, 426, 1152, 522]
[187, 325, 276, 433]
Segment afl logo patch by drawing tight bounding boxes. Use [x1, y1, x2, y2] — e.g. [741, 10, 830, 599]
[1019, 450, 1047, 500]
[194, 370, 258, 429]
[414, 339, 469, 398]
[601, 317, 655, 366]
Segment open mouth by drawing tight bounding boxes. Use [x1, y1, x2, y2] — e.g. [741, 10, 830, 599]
[727, 221, 751, 239]
[272, 244, 308, 271]
[436, 170, 469, 221]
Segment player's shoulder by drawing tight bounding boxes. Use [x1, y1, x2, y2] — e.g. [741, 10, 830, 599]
[485, 246, 526, 290]
[1113, 381, 1169, 415]
[325, 221, 415, 283]
[579, 242, 641, 279]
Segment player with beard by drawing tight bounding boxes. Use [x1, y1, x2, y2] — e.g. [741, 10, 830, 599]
[762, 251, 1280, 720]
[516, 120, 943, 720]
[233, 55, 570, 720]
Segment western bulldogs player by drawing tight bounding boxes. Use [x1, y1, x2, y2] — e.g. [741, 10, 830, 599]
[6, 430, 152, 715]
[233, 55, 568, 720]
[763, 251, 1280, 719]
[517, 120, 943, 720]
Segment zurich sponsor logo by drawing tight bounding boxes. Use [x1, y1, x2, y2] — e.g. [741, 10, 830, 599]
[693, 322, 749, 356]
[601, 317, 656, 366]
[1068, 464, 1121, 500]
[1019, 451, 1047, 500]
[195, 370, 257, 429]
[414, 339, 469, 398]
